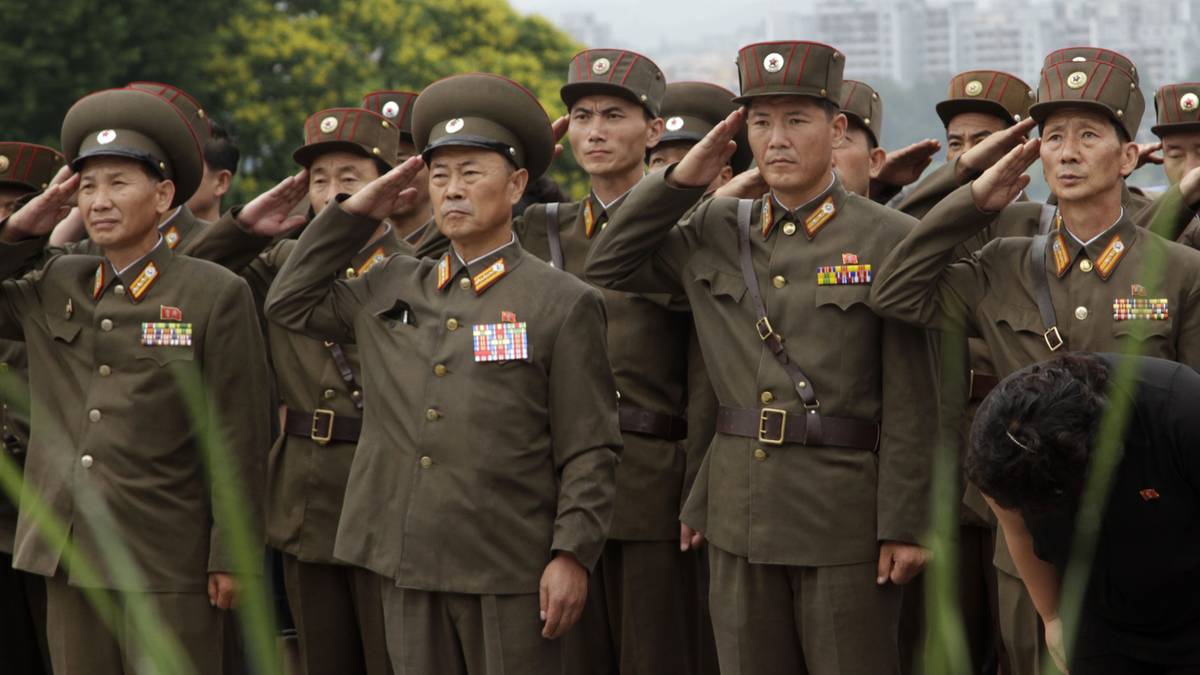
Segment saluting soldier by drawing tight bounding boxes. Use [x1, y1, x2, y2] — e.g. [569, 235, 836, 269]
[870, 49, 1200, 675]
[362, 90, 434, 246]
[649, 81, 753, 192]
[832, 79, 886, 198]
[584, 41, 937, 675]
[264, 73, 622, 675]
[1140, 83, 1200, 248]
[0, 87, 271, 675]
[0, 141, 63, 675]
[180, 105, 406, 675]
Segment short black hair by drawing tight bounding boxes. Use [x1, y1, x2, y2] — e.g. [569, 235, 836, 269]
[966, 353, 1110, 515]
[846, 118, 878, 150]
[203, 122, 240, 175]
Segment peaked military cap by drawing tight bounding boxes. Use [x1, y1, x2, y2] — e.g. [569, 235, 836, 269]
[561, 48, 666, 117]
[734, 41, 844, 106]
[935, 70, 1035, 127]
[362, 90, 419, 142]
[1043, 47, 1137, 82]
[292, 108, 401, 170]
[657, 81, 752, 173]
[61, 87, 204, 207]
[414, 73, 554, 180]
[1151, 83, 1200, 137]
[0, 142, 65, 193]
[128, 81, 213, 146]
[1030, 49, 1144, 141]
[839, 80, 883, 147]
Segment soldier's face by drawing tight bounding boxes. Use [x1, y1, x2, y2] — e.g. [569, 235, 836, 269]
[391, 139, 431, 218]
[0, 186, 28, 221]
[648, 141, 733, 193]
[308, 151, 382, 214]
[1040, 109, 1138, 203]
[77, 157, 173, 251]
[747, 96, 845, 197]
[1161, 130, 1200, 186]
[185, 162, 232, 219]
[945, 112, 1007, 161]
[429, 147, 528, 244]
[831, 123, 886, 198]
[568, 95, 664, 178]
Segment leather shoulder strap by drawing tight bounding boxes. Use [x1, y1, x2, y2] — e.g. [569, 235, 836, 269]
[736, 199, 825, 444]
[324, 341, 364, 410]
[545, 203, 564, 270]
[1029, 233, 1064, 352]
[1037, 203, 1057, 235]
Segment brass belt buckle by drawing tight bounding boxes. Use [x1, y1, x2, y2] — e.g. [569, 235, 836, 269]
[311, 408, 335, 445]
[758, 407, 787, 446]
[1043, 327, 1064, 352]
[756, 317, 775, 341]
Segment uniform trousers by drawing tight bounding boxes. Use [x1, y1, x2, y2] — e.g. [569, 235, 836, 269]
[997, 568, 1046, 675]
[0, 553, 50, 674]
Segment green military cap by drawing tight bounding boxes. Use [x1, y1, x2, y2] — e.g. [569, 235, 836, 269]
[362, 90, 419, 141]
[561, 48, 666, 117]
[413, 73, 554, 180]
[127, 81, 213, 146]
[0, 142, 65, 193]
[839, 80, 883, 147]
[1151, 83, 1200, 137]
[1030, 50, 1144, 141]
[61, 87, 204, 207]
[734, 41, 844, 106]
[935, 70, 1035, 127]
[292, 108, 401, 170]
[1043, 47, 1137, 82]
[657, 81, 752, 173]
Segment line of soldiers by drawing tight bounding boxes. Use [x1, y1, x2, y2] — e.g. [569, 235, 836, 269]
[1, 35, 1199, 675]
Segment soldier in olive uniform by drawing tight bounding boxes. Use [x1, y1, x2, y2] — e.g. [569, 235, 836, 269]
[1141, 83, 1200, 248]
[0, 141, 63, 675]
[648, 81, 753, 192]
[584, 41, 936, 675]
[871, 50, 1200, 674]
[0, 87, 271, 675]
[832, 79, 886, 198]
[180, 105, 405, 675]
[265, 73, 622, 675]
[362, 90, 434, 246]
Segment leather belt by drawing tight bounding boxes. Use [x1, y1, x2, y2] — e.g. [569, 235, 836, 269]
[715, 406, 879, 451]
[619, 405, 687, 442]
[283, 407, 362, 445]
[968, 370, 1000, 403]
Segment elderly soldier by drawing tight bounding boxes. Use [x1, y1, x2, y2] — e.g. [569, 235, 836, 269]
[871, 49, 1200, 675]
[1141, 83, 1200, 248]
[362, 90, 434, 246]
[584, 41, 936, 674]
[0, 87, 270, 675]
[264, 73, 622, 675]
[179, 105, 405, 675]
[0, 141, 62, 675]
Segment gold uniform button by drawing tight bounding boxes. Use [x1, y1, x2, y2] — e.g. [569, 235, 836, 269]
[114, 285, 126, 296]
[351, 390, 362, 402]
[346, 267, 358, 279]
[434, 364, 448, 377]
[100, 319, 114, 331]
[98, 365, 111, 377]
[459, 277, 472, 291]
[419, 456, 433, 469]
[323, 389, 336, 400]
[80, 454, 94, 469]
[753, 448, 768, 461]
[88, 409, 102, 422]
[445, 318, 459, 331]
[425, 408, 440, 421]
[1074, 306, 1089, 320]
[760, 391, 774, 404]
[782, 222, 797, 236]
[1079, 259, 1093, 273]
[772, 275, 786, 288]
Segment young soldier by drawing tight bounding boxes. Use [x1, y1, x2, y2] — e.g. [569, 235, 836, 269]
[362, 90, 434, 246]
[648, 81, 753, 194]
[1142, 83, 1200, 248]
[832, 79, 886, 198]
[0, 87, 270, 675]
[186, 123, 239, 224]
[265, 72, 621, 675]
[585, 41, 936, 675]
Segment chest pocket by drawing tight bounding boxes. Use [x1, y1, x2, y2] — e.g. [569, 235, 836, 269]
[1112, 317, 1173, 343]
[983, 298, 1046, 338]
[691, 262, 746, 303]
[137, 345, 195, 367]
[813, 285, 872, 312]
[46, 315, 81, 345]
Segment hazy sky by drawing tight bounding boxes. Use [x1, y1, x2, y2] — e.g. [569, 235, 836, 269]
[507, 0, 766, 49]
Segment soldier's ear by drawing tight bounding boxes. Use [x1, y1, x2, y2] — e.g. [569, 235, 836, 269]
[507, 168, 529, 206]
[868, 147, 887, 176]
[1117, 140, 1140, 178]
[646, 117, 665, 148]
[831, 112, 848, 146]
[155, 179, 176, 216]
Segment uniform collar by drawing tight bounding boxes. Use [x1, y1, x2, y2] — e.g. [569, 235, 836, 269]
[436, 234, 525, 296]
[159, 204, 201, 250]
[1047, 209, 1138, 281]
[762, 172, 845, 240]
[582, 189, 631, 239]
[343, 225, 403, 280]
[93, 236, 174, 303]
[402, 218, 434, 245]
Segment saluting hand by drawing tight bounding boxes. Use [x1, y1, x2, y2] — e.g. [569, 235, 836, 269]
[874, 139, 941, 187]
[957, 117, 1038, 182]
[539, 551, 588, 639]
[551, 115, 570, 161]
[1134, 141, 1163, 170]
[341, 156, 425, 222]
[1179, 164, 1200, 209]
[236, 170, 309, 237]
[49, 207, 86, 246]
[970, 138, 1041, 213]
[876, 541, 929, 586]
[670, 108, 745, 190]
[711, 166, 768, 200]
[1, 167, 79, 243]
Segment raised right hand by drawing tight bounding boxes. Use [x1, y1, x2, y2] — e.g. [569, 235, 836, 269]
[341, 156, 426, 221]
[235, 169, 309, 237]
[2, 171, 79, 243]
[957, 117, 1037, 182]
[670, 108, 745, 189]
[970, 138, 1040, 213]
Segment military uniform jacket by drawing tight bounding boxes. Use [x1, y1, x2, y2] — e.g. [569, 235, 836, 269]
[519, 196, 693, 541]
[181, 211, 409, 563]
[61, 204, 208, 257]
[264, 202, 622, 594]
[0, 238, 271, 591]
[584, 170, 936, 567]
